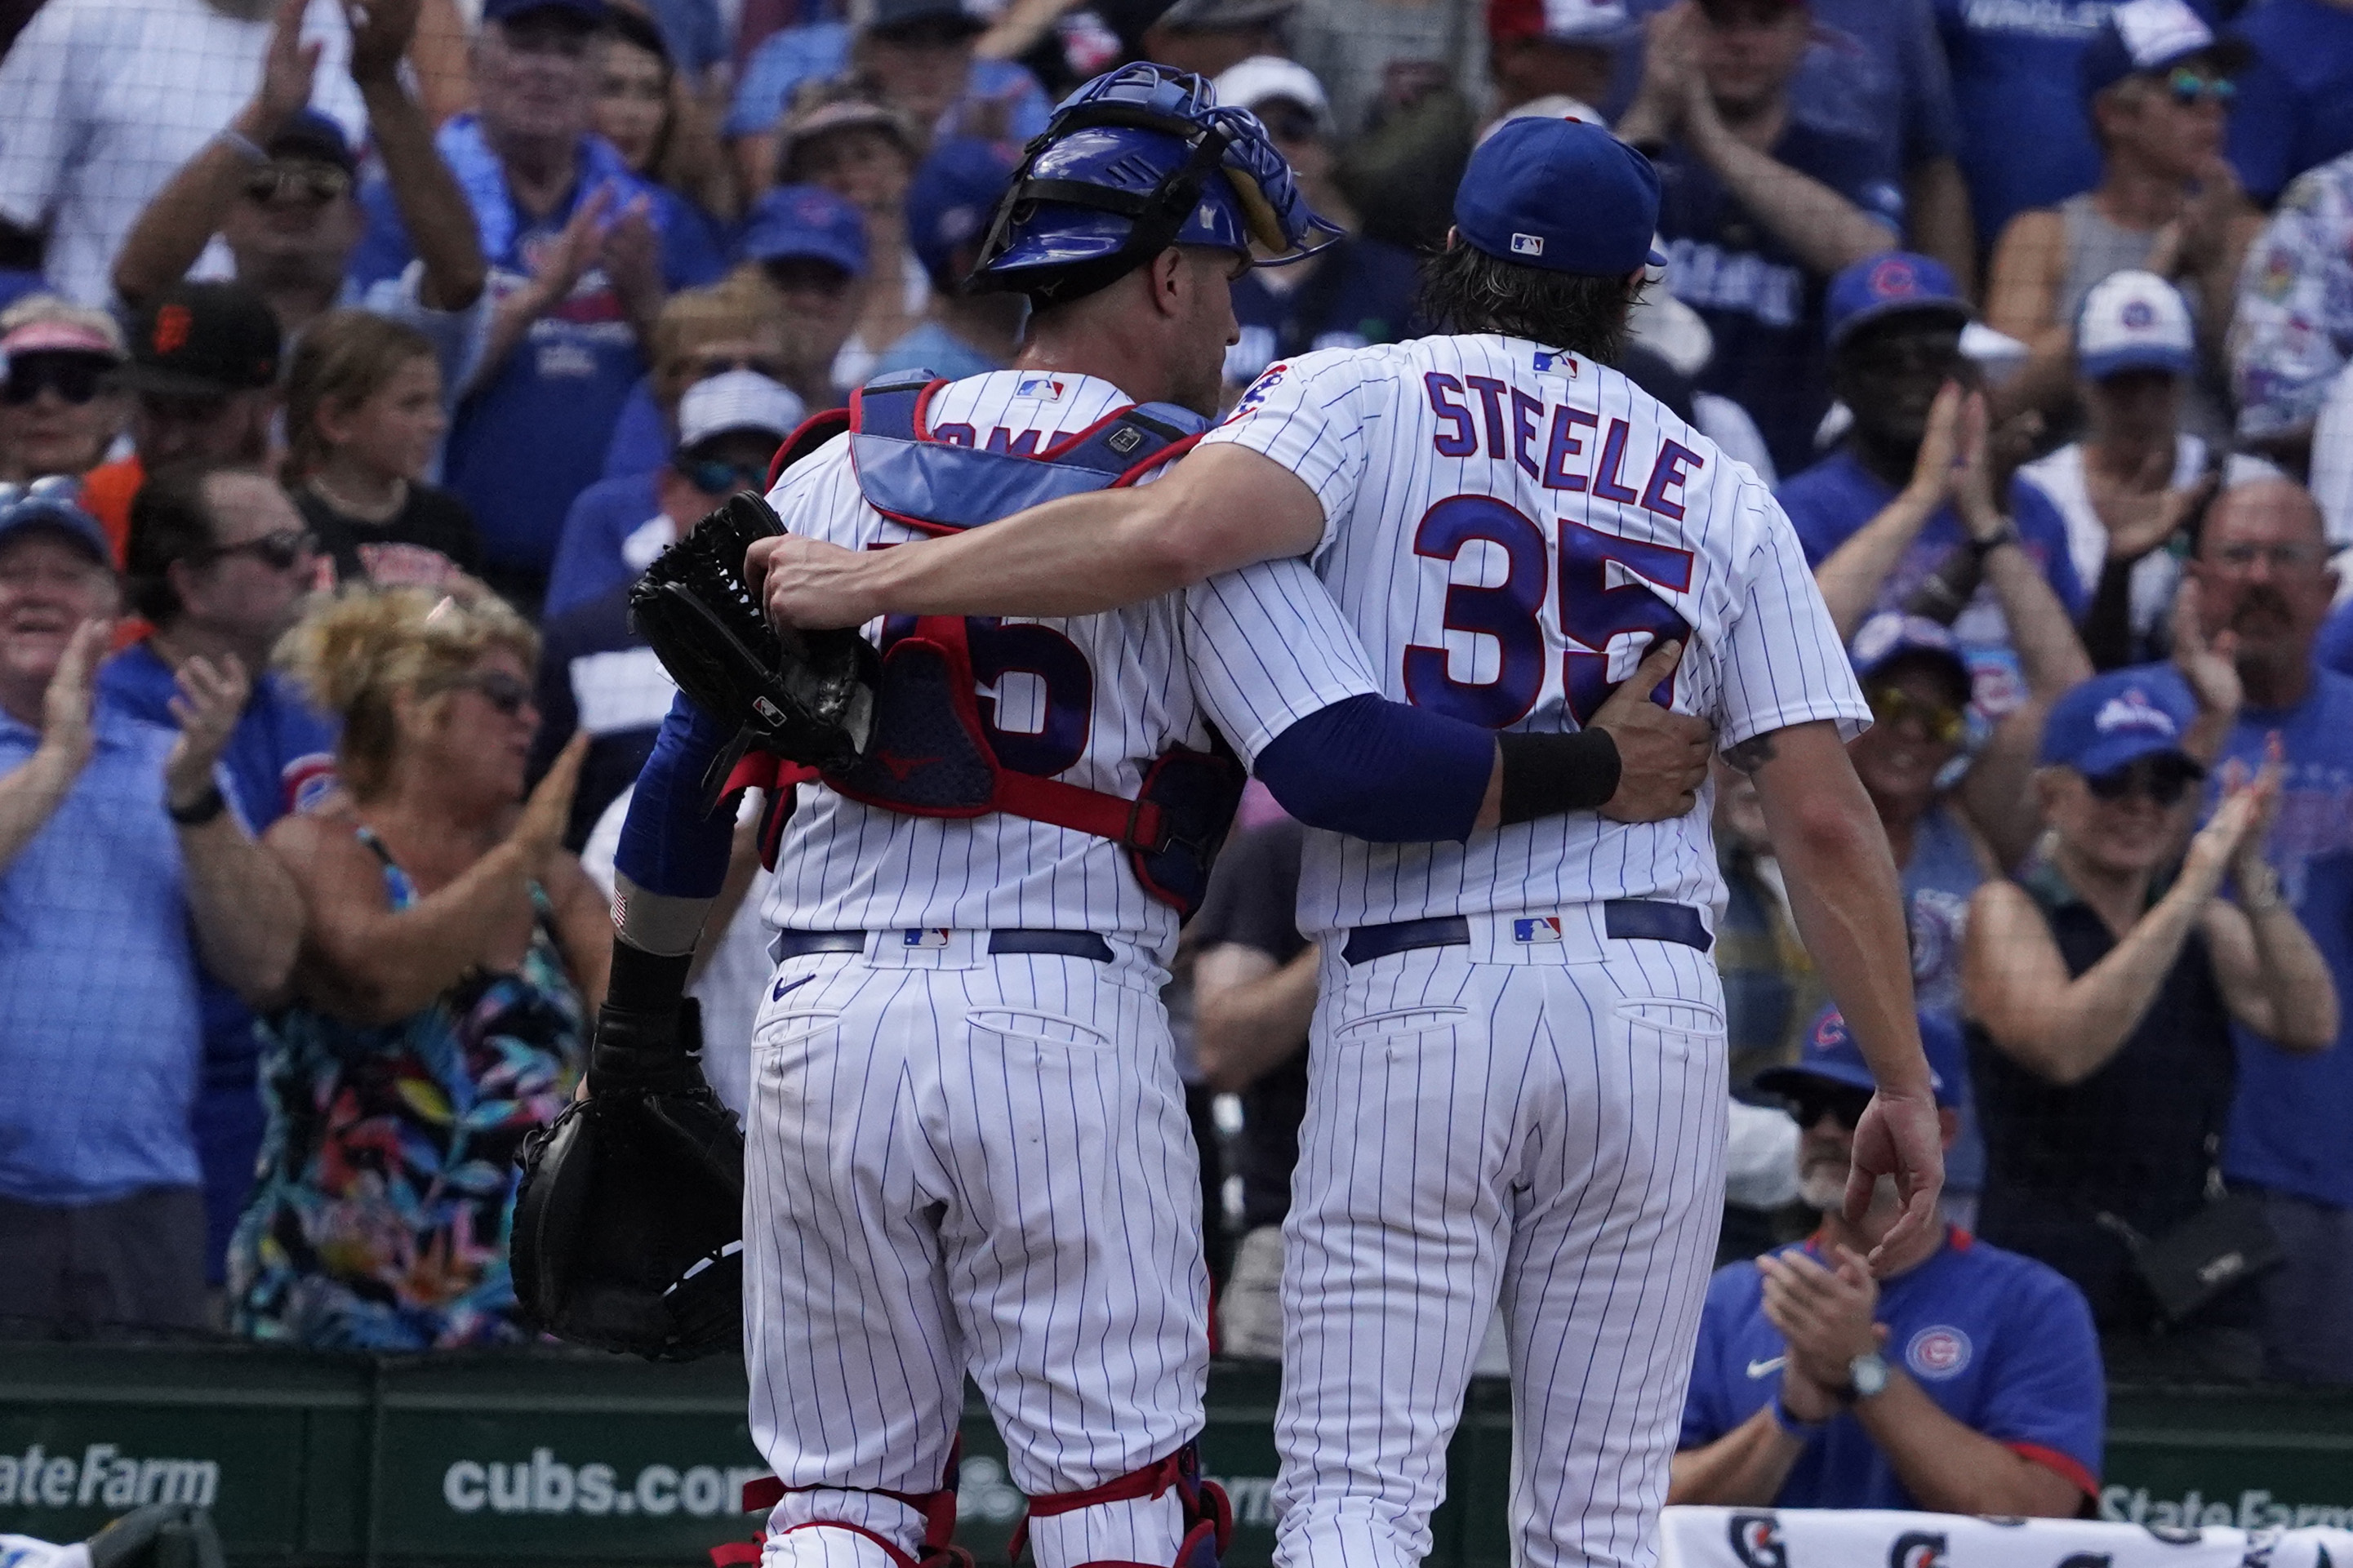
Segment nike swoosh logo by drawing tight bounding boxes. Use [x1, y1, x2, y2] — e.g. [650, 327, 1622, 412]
[875, 751, 940, 780]
[1746, 1357, 1786, 1379]
[772, 974, 815, 1002]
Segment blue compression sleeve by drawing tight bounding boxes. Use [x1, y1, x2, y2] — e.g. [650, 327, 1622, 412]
[613, 694, 739, 901]
[1253, 694, 1491, 842]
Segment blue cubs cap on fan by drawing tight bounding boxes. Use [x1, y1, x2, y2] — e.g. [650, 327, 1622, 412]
[2038, 668, 2203, 777]
[1825, 251, 1972, 350]
[972, 62, 1342, 306]
[1454, 117, 1665, 275]
[0, 478, 112, 566]
[1849, 611, 1972, 704]
[2079, 0, 2250, 100]
[1755, 1005, 1964, 1109]
[744, 184, 869, 278]
[906, 137, 1015, 290]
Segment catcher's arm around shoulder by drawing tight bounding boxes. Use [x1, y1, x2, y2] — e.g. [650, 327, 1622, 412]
[751, 445, 1328, 629]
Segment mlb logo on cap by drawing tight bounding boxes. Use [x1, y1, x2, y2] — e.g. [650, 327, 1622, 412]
[2076, 269, 2195, 380]
[1511, 233, 1545, 257]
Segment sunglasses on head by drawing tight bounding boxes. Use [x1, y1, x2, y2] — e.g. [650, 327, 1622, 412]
[446, 668, 534, 718]
[2164, 68, 2236, 108]
[1786, 1085, 1874, 1133]
[200, 527, 315, 571]
[1866, 682, 1968, 745]
[675, 455, 770, 494]
[242, 164, 354, 207]
[2084, 754, 2203, 807]
[1, 352, 115, 406]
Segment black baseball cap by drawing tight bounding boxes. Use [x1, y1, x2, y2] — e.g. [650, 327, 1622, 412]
[866, 0, 985, 41]
[119, 282, 282, 398]
[265, 109, 359, 175]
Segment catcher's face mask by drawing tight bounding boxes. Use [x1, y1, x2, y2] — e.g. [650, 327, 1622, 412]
[970, 62, 1345, 305]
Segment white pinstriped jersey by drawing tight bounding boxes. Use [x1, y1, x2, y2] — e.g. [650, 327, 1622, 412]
[1200, 332, 1870, 937]
[757, 370, 1382, 962]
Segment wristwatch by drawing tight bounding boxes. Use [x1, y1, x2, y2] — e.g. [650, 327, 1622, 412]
[1967, 522, 2022, 562]
[167, 784, 227, 827]
[1844, 1350, 1891, 1403]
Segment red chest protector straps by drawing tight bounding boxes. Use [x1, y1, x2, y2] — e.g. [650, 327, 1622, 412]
[729, 373, 1242, 920]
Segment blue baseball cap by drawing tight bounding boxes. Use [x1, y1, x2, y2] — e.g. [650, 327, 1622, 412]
[1849, 611, 1972, 704]
[483, 0, 608, 25]
[905, 137, 1014, 289]
[266, 109, 358, 175]
[2038, 668, 2203, 777]
[743, 184, 869, 278]
[1755, 1005, 1964, 1110]
[1825, 251, 1972, 352]
[2080, 0, 2250, 101]
[0, 478, 113, 566]
[1454, 117, 1664, 276]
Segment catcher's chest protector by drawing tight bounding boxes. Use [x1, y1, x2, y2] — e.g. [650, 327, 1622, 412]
[760, 374, 1244, 919]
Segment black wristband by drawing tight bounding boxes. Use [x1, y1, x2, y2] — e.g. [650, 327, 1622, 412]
[167, 784, 227, 826]
[1968, 522, 2021, 562]
[1495, 729, 1621, 824]
[605, 939, 695, 1018]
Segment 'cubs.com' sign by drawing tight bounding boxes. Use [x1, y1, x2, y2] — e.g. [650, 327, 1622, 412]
[1662, 1508, 2353, 1568]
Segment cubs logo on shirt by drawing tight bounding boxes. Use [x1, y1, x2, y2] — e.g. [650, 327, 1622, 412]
[1906, 1325, 1973, 1380]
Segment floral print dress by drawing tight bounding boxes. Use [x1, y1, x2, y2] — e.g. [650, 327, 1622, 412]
[229, 828, 585, 1350]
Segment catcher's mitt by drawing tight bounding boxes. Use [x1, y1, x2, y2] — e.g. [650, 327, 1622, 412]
[512, 1000, 745, 1361]
[629, 491, 880, 772]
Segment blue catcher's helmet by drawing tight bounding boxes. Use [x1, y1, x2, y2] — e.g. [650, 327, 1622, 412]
[969, 62, 1343, 306]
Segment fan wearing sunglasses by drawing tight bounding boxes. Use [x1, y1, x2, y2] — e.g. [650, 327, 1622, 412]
[1982, 0, 2259, 429]
[109, 0, 489, 343]
[1961, 668, 2335, 1356]
[0, 306, 128, 487]
[543, 368, 801, 620]
[1673, 1003, 2104, 1517]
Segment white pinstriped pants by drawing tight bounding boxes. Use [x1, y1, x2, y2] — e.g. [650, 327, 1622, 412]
[742, 934, 1207, 1568]
[1274, 915, 1729, 1568]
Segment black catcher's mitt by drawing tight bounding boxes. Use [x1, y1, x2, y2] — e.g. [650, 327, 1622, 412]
[512, 1000, 745, 1361]
[629, 491, 879, 772]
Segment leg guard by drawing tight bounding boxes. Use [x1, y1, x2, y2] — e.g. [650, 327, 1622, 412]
[710, 1441, 973, 1568]
[1009, 1443, 1233, 1568]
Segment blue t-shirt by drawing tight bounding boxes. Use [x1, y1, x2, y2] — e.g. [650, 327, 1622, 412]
[1612, 0, 1960, 172]
[723, 20, 1049, 144]
[346, 121, 725, 585]
[1933, 0, 2216, 247]
[544, 470, 665, 623]
[1223, 235, 1421, 390]
[873, 321, 1005, 384]
[0, 706, 203, 1204]
[602, 376, 669, 482]
[1777, 447, 2088, 717]
[1679, 1231, 2105, 1508]
[2319, 597, 2353, 680]
[95, 646, 337, 1273]
[526, 582, 678, 849]
[1655, 125, 1906, 479]
[2228, 0, 2353, 206]
[2199, 666, 2353, 1208]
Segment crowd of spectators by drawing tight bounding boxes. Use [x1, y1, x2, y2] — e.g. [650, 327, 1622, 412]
[2, 0, 2352, 1509]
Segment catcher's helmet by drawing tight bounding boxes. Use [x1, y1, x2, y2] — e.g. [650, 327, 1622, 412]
[970, 62, 1342, 307]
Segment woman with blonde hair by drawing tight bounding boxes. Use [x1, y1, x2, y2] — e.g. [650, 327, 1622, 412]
[231, 587, 602, 1349]
[283, 310, 483, 593]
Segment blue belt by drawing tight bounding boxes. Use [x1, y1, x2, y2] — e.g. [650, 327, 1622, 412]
[771, 928, 1116, 963]
[1340, 900, 1712, 966]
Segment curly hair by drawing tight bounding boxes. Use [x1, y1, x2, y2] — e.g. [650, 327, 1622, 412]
[1413, 240, 1644, 365]
[278, 587, 539, 801]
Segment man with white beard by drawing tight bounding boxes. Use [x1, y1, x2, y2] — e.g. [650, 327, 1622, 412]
[1670, 1005, 2106, 1516]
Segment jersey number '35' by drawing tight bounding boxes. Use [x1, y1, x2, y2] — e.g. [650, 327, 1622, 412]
[1404, 495, 1694, 731]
